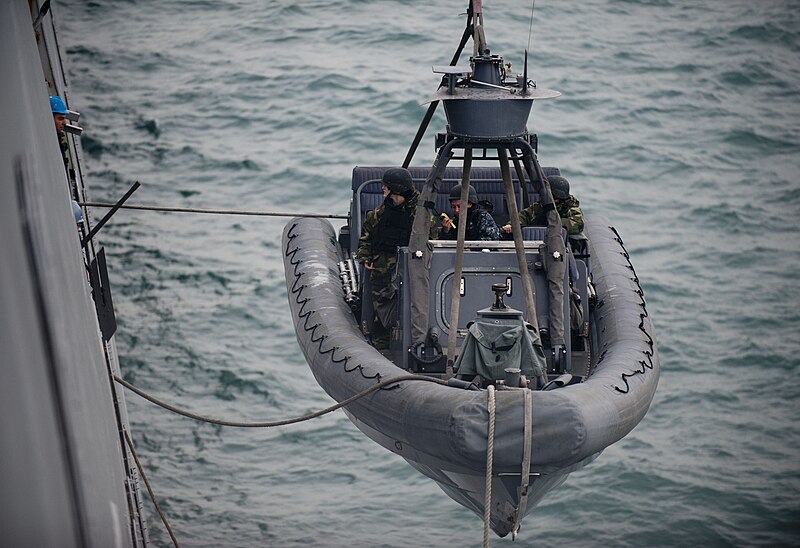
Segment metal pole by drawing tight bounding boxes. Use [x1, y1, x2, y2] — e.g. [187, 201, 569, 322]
[511, 151, 531, 210]
[402, 12, 474, 168]
[517, 139, 566, 350]
[81, 181, 140, 247]
[408, 138, 460, 344]
[446, 148, 473, 378]
[499, 147, 538, 329]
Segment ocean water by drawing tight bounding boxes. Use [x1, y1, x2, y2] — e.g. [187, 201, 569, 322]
[58, 0, 799, 546]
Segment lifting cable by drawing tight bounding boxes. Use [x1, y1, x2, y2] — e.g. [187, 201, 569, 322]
[80, 201, 348, 220]
[114, 373, 448, 546]
[113, 374, 448, 427]
[122, 429, 180, 548]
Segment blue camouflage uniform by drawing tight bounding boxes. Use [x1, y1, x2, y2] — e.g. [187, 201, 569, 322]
[439, 205, 500, 241]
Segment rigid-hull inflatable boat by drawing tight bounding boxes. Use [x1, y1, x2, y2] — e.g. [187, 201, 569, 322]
[282, 1, 658, 539]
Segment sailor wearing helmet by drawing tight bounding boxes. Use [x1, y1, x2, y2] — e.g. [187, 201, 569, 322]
[357, 168, 436, 349]
[439, 183, 500, 241]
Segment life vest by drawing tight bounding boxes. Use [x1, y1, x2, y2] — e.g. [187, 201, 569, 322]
[372, 198, 413, 253]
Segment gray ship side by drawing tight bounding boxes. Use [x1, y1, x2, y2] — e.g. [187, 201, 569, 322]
[1, 2, 147, 545]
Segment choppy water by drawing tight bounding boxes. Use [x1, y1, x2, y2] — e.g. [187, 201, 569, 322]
[59, 0, 799, 546]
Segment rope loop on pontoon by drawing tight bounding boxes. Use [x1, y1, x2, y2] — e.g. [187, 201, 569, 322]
[483, 384, 496, 548]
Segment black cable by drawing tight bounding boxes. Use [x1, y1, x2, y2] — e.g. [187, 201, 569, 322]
[114, 373, 448, 428]
[122, 430, 180, 548]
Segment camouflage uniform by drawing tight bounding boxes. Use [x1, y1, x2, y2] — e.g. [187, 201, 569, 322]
[439, 205, 500, 241]
[509, 176, 587, 335]
[514, 195, 586, 252]
[357, 190, 436, 349]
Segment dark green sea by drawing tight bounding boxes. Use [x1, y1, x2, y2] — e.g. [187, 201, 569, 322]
[59, 0, 799, 546]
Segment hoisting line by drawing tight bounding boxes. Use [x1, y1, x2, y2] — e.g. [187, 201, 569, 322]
[113, 374, 448, 427]
[122, 429, 180, 548]
[483, 384, 496, 548]
[80, 202, 349, 220]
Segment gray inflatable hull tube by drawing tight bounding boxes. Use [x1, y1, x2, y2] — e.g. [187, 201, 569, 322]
[282, 216, 659, 537]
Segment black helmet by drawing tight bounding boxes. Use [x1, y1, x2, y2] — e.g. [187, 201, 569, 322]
[548, 176, 570, 200]
[449, 184, 478, 205]
[382, 167, 414, 195]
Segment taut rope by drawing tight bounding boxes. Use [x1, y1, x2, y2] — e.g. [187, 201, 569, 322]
[80, 201, 348, 219]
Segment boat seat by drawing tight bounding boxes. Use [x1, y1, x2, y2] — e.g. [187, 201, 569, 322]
[520, 226, 568, 242]
[435, 180, 540, 228]
[355, 181, 539, 229]
[350, 166, 561, 252]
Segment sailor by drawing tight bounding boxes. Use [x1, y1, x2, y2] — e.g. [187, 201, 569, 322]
[49, 95, 70, 168]
[439, 184, 500, 241]
[357, 168, 435, 350]
[50, 95, 68, 133]
[50, 95, 76, 183]
[501, 175, 587, 253]
[49, 95, 83, 227]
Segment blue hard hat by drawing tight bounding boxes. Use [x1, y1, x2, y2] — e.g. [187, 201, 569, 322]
[50, 95, 68, 114]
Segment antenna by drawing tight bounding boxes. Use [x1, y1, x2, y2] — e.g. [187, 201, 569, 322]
[527, 0, 536, 52]
[522, 49, 529, 95]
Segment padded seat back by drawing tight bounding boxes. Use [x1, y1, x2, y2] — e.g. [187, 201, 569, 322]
[350, 166, 562, 249]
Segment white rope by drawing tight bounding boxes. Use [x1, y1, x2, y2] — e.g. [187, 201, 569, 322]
[513, 388, 533, 539]
[483, 384, 496, 548]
